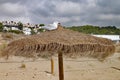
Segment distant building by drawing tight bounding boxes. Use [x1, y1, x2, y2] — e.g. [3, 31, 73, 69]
[92, 35, 120, 43]
[3, 25, 19, 31]
[3, 26, 10, 31]
[23, 27, 31, 35]
[2, 21, 18, 26]
[1, 20, 42, 35]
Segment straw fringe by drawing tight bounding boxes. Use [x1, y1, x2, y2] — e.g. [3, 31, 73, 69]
[2, 42, 115, 59]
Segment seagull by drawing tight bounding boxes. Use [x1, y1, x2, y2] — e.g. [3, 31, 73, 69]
[43, 21, 59, 30]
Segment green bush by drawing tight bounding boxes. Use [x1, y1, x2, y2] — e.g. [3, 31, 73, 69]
[31, 29, 36, 35]
[39, 24, 45, 26]
[9, 30, 23, 34]
[0, 23, 3, 32]
[38, 28, 45, 32]
[67, 25, 120, 35]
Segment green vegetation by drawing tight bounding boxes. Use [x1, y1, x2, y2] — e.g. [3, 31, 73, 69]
[9, 30, 23, 34]
[17, 22, 23, 30]
[67, 25, 120, 35]
[39, 24, 45, 26]
[37, 28, 45, 32]
[0, 22, 3, 32]
[31, 29, 36, 35]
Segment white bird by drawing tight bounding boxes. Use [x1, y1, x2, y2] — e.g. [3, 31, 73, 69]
[43, 21, 59, 30]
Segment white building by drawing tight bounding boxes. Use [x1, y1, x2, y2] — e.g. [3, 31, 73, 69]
[92, 35, 120, 43]
[2, 21, 18, 26]
[3, 26, 10, 31]
[11, 27, 19, 30]
[23, 27, 31, 35]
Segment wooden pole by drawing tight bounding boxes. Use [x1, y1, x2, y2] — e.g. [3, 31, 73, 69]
[51, 57, 54, 75]
[58, 52, 64, 80]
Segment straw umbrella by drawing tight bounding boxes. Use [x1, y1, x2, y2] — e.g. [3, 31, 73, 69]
[2, 24, 115, 80]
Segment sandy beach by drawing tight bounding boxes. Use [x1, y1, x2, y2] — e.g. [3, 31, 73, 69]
[0, 52, 120, 80]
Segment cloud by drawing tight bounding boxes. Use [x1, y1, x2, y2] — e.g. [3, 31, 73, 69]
[0, 3, 25, 16]
[0, 1, 30, 23]
[0, 0, 120, 27]
[0, 0, 26, 4]
[55, 1, 81, 16]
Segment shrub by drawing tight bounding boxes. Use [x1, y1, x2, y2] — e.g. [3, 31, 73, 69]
[37, 28, 45, 32]
[19, 63, 26, 68]
[31, 29, 36, 35]
[9, 30, 23, 34]
[0, 23, 3, 32]
[2, 33, 13, 39]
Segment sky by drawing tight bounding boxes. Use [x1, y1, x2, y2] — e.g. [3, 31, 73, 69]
[0, 0, 120, 27]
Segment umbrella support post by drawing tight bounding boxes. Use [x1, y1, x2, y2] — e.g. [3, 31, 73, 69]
[58, 52, 64, 80]
[51, 57, 54, 75]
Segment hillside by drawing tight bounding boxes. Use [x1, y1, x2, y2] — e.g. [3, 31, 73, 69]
[67, 25, 120, 35]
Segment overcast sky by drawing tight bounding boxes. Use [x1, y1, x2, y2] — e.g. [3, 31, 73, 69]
[0, 0, 120, 27]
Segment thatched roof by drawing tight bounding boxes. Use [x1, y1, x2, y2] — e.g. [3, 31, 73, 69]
[2, 25, 115, 60]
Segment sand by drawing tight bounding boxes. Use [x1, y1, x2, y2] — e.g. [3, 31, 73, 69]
[0, 53, 120, 80]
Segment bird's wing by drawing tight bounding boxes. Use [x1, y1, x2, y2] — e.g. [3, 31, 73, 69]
[43, 25, 57, 30]
[42, 21, 59, 30]
[43, 25, 53, 30]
